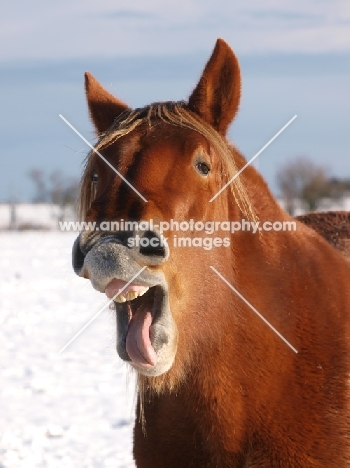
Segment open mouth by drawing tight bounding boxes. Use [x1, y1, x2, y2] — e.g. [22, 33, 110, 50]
[106, 279, 165, 370]
[75, 231, 176, 376]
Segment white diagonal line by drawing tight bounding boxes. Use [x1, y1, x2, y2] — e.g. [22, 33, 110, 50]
[210, 266, 298, 353]
[209, 115, 297, 202]
[59, 114, 148, 202]
[58, 266, 147, 354]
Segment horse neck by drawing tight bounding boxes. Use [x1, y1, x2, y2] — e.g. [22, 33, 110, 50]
[181, 181, 295, 439]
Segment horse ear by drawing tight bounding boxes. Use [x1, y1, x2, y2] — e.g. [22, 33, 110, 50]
[85, 72, 129, 134]
[188, 39, 241, 136]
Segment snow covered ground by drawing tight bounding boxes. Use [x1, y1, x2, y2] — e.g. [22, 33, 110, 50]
[0, 232, 137, 467]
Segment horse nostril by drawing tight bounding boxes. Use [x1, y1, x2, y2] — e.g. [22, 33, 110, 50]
[72, 237, 86, 274]
[139, 230, 167, 258]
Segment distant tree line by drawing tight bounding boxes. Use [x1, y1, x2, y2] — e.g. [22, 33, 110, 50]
[28, 168, 79, 221]
[28, 160, 350, 218]
[276, 157, 350, 215]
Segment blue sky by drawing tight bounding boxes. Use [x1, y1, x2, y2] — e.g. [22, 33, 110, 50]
[0, 0, 349, 201]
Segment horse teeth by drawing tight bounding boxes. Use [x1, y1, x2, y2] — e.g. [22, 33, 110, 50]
[126, 291, 137, 301]
[138, 289, 148, 297]
[115, 294, 127, 303]
[114, 288, 149, 303]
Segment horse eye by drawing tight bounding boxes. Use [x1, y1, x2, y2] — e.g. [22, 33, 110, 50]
[91, 173, 98, 185]
[195, 162, 210, 176]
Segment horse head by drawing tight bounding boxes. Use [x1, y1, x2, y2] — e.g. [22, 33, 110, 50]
[72, 39, 262, 384]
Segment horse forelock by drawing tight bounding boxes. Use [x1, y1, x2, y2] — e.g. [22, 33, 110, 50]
[78, 101, 257, 222]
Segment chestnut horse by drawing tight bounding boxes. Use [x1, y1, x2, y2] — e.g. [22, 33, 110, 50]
[72, 39, 350, 467]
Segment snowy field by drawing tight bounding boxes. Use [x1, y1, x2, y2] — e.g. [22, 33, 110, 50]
[0, 232, 137, 467]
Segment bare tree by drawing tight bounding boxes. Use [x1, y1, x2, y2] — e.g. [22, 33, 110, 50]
[28, 169, 49, 203]
[28, 168, 79, 222]
[50, 170, 79, 221]
[326, 177, 350, 200]
[276, 157, 330, 215]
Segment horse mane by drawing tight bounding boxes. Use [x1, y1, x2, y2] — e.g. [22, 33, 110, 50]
[78, 101, 257, 223]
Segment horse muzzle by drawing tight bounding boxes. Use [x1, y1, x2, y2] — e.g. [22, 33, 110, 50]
[72, 229, 178, 376]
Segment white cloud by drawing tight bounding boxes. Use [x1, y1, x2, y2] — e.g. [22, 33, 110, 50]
[0, 0, 350, 61]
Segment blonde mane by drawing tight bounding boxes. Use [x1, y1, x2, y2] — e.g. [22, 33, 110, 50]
[78, 101, 256, 222]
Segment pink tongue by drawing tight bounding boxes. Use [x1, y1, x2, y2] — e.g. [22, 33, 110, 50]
[105, 278, 148, 299]
[106, 279, 157, 368]
[126, 310, 157, 368]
